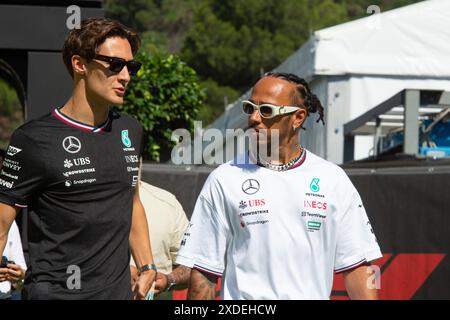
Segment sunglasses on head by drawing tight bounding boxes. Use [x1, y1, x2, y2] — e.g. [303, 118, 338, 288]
[242, 100, 300, 119]
[93, 54, 142, 76]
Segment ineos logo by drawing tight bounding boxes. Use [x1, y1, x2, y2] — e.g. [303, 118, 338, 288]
[62, 136, 81, 154]
[242, 179, 260, 195]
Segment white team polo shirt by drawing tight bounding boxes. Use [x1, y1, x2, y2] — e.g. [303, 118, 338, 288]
[176, 150, 382, 299]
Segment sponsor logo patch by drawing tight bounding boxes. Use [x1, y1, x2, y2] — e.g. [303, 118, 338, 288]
[242, 179, 260, 195]
[6, 146, 22, 156]
[125, 155, 139, 163]
[304, 200, 328, 210]
[64, 178, 96, 187]
[1, 170, 18, 180]
[64, 159, 73, 168]
[63, 168, 96, 177]
[121, 130, 132, 148]
[307, 220, 322, 232]
[309, 178, 320, 193]
[2, 159, 21, 171]
[62, 136, 82, 154]
[0, 178, 14, 188]
[132, 175, 138, 187]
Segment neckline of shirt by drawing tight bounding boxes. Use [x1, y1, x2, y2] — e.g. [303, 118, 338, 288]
[53, 107, 110, 133]
[247, 148, 308, 172]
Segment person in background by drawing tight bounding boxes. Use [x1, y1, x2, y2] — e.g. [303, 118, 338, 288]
[0, 149, 26, 300]
[0, 220, 26, 300]
[130, 181, 191, 299]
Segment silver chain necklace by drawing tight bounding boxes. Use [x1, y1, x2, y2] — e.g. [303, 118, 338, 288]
[257, 146, 304, 171]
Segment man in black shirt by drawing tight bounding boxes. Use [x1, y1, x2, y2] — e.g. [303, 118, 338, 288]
[0, 18, 156, 299]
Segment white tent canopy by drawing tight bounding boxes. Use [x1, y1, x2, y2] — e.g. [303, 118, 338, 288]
[191, 0, 450, 165]
[309, 0, 450, 78]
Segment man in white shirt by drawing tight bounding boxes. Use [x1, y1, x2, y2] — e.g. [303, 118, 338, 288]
[0, 221, 26, 299]
[176, 72, 382, 300]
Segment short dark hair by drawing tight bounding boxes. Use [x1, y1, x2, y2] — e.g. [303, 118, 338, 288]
[264, 72, 325, 128]
[62, 17, 141, 78]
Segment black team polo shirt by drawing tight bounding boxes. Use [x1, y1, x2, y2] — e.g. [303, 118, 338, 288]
[0, 108, 143, 299]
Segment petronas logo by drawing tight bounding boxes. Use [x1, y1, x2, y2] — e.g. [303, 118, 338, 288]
[310, 178, 320, 193]
[121, 130, 132, 147]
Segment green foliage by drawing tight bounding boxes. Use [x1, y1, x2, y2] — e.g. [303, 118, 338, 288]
[181, 0, 351, 91]
[104, 0, 194, 53]
[0, 79, 24, 150]
[105, 0, 423, 145]
[0, 79, 21, 117]
[199, 79, 240, 126]
[117, 51, 205, 162]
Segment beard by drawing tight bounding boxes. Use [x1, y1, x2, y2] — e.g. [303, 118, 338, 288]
[247, 128, 280, 165]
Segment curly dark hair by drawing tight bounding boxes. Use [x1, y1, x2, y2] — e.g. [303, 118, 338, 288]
[264, 72, 325, 127]
[62, 17, 141, 78]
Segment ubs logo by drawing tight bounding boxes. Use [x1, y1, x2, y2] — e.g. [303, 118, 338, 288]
[249, 199, 266, 207]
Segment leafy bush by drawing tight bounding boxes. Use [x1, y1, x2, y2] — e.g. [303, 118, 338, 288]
[117, 51, 205, 162]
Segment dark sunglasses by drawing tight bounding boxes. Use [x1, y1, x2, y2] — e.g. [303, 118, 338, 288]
[93, 54, 142, 76]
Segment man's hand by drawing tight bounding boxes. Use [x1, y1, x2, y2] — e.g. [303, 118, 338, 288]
[0, 266, 8, 282]
[132, 269, 156, 300]
[154, 272, 169, 294]
[154, 265, 191, 295]
[130, 265, 138, 288]
[6, 263, 24, 283]
[188, 269, 218, 300]
[0, 263, 24, 285]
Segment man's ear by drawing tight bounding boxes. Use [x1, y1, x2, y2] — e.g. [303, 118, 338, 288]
[72, 55, 86, 76]
[293, 108, 307, 130]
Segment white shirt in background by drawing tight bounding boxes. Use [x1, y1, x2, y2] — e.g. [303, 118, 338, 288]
[1, 221, 27, 294]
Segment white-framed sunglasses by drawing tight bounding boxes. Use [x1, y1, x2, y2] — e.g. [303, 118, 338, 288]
[242, 100, 300, 119]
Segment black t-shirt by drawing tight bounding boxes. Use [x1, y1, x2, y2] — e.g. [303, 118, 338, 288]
[0, 108, 144, 299]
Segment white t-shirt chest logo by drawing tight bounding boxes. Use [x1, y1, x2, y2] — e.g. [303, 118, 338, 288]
[241, 179, 260, 195]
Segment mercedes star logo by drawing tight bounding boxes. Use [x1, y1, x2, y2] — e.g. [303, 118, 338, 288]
[242, 179, 260, 195]
[62, 136, 82, 154]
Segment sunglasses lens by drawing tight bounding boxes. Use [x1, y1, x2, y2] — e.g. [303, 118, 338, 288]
[259, 106, 273, 118]
[243, 102, 255, 115]
[109, 60, 126, 73]
[128, 61, 142, 76]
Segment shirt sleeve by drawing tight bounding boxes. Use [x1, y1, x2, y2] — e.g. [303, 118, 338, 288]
[334, 173, 382, 273]
[0, 129, 47, 208]
[176, 176, 229, 277]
